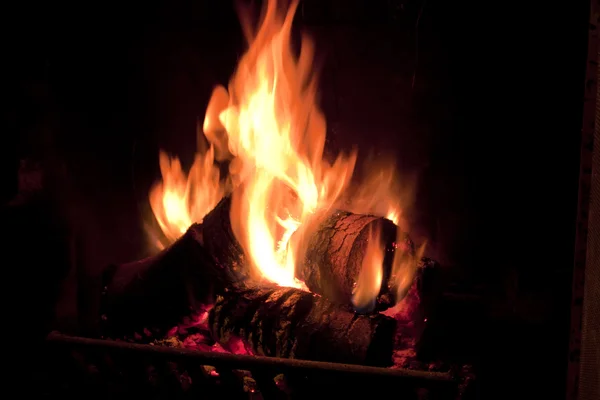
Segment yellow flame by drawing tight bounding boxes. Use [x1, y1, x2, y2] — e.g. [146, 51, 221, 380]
[386, 208, 401, 226]
[148, 0, 415, 306]
[352, 227, 384, 312]
[211, 0, 355, 288]
[392, 236, 427, 301]
[149, 146, 225, 244]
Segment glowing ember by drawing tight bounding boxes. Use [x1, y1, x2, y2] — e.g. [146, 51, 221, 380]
[149, 0, 420, 304]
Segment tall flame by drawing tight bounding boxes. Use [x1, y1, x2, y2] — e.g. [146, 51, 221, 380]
[209, 0, 355, 288]
[149, 146, 225, 245]
[149, 0, 417, 303]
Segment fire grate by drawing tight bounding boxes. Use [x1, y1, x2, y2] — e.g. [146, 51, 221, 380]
[40, 332, 472, 399]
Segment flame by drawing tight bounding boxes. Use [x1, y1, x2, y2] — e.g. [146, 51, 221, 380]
[149, 0, 416, 307]
[209, 0, 355, 288]
[352, 227, 384, 313]
[149, 146, 225, 245]
[342, 160, 412, 230]
[392, 237, 427, 302]
[386, 208, 401, 226]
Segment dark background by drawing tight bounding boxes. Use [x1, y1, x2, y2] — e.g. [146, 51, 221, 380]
[2, 0, 590, 398]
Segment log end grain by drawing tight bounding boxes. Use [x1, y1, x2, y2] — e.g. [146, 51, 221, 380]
[299, 209, 415, 312]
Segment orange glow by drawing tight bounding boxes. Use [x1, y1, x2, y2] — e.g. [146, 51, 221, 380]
[149, 0, 415, 304]
[392, 237, 427, 301]
[386, 208, 401, 226]
[149, 146, 225, 245]
[352, 227, 384, 312]
[210, 0, 355, 288]
[342, 162, 411, 230]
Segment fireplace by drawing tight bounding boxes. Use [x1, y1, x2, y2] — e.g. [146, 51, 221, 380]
[4, 0, 594, 399]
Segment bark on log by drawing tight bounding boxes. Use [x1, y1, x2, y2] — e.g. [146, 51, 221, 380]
[100, 223, 246, 338]
[209, 286, 397, 366]
[201, 196, 416, 311]
[201, 196, 249, 281]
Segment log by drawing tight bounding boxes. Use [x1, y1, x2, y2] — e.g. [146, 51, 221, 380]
[201, 196, 249, 280]
[200, 196, 416, 312]
[391, 257, 441, 359]
[100, 223, 247, 338]
[209, 286, 397, 367]
[298, 210, 415, 311]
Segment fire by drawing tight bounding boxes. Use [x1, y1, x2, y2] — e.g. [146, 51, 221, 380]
[208, 0, 355, 288]
[386, 207, 425, 304]
[149, 0, 417, 304]
[392, 234, 427, 301]
[352, 227, 384, 313]
[386, 208, 401, 226]
[149, 146, 225, 245]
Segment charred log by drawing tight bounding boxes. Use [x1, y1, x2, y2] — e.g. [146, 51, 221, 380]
[209, 286, 397, 367]
[298, 210, 415, 311]
[391, 257, 442, 362]
[201, 196, 416, 311]
[201, 196, 249, 281]
[101, 223, 245, 338]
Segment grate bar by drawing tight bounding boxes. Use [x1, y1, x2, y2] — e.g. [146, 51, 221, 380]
[44, 332, 462, 398]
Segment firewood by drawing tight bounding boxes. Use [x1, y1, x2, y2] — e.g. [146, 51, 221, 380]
[201, 197, 416, 311]
[391, 257, 441, 361]
[209, 286, 397, 367]
[201, 196, 249, 281]
[298, 209, 415, 311]
[100, 223, 246, 338]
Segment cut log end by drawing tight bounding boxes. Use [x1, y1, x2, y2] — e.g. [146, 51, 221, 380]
[299, 209, 415, 311]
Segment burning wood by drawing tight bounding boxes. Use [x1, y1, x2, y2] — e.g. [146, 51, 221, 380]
[201, 195, 418, 311]
[100, 0, 433, 372]
[209, 286, 397, 367]
[298, 209, 416, 311]
[101, 223, 246, 337]
[201, 196, 248, 280]
[390, 258, 441, 366]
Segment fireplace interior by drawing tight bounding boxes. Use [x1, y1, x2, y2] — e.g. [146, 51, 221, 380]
[4, 0, 594, 399]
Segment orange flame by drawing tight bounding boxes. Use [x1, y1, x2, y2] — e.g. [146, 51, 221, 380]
[149, 146, 225, 245]
[352, 227, 384, 313]
[209, 0, 355, 288]
[386, 208, 401, 226]
[149, 0, 416, 304]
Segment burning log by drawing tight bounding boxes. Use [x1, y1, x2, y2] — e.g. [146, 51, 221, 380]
[391, 257, 441, 365]
[201, 197, 416, 311]
[101, 223, 247, 338]
[201, 196, 248, 280]
[209, 286, 397, 367]
[298, 210, 415, 311]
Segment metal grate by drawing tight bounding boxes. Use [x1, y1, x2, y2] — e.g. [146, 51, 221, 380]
[39, 333, 472, 399]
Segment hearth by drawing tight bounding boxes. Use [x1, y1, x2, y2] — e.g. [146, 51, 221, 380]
[6, 0, 592, 399]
